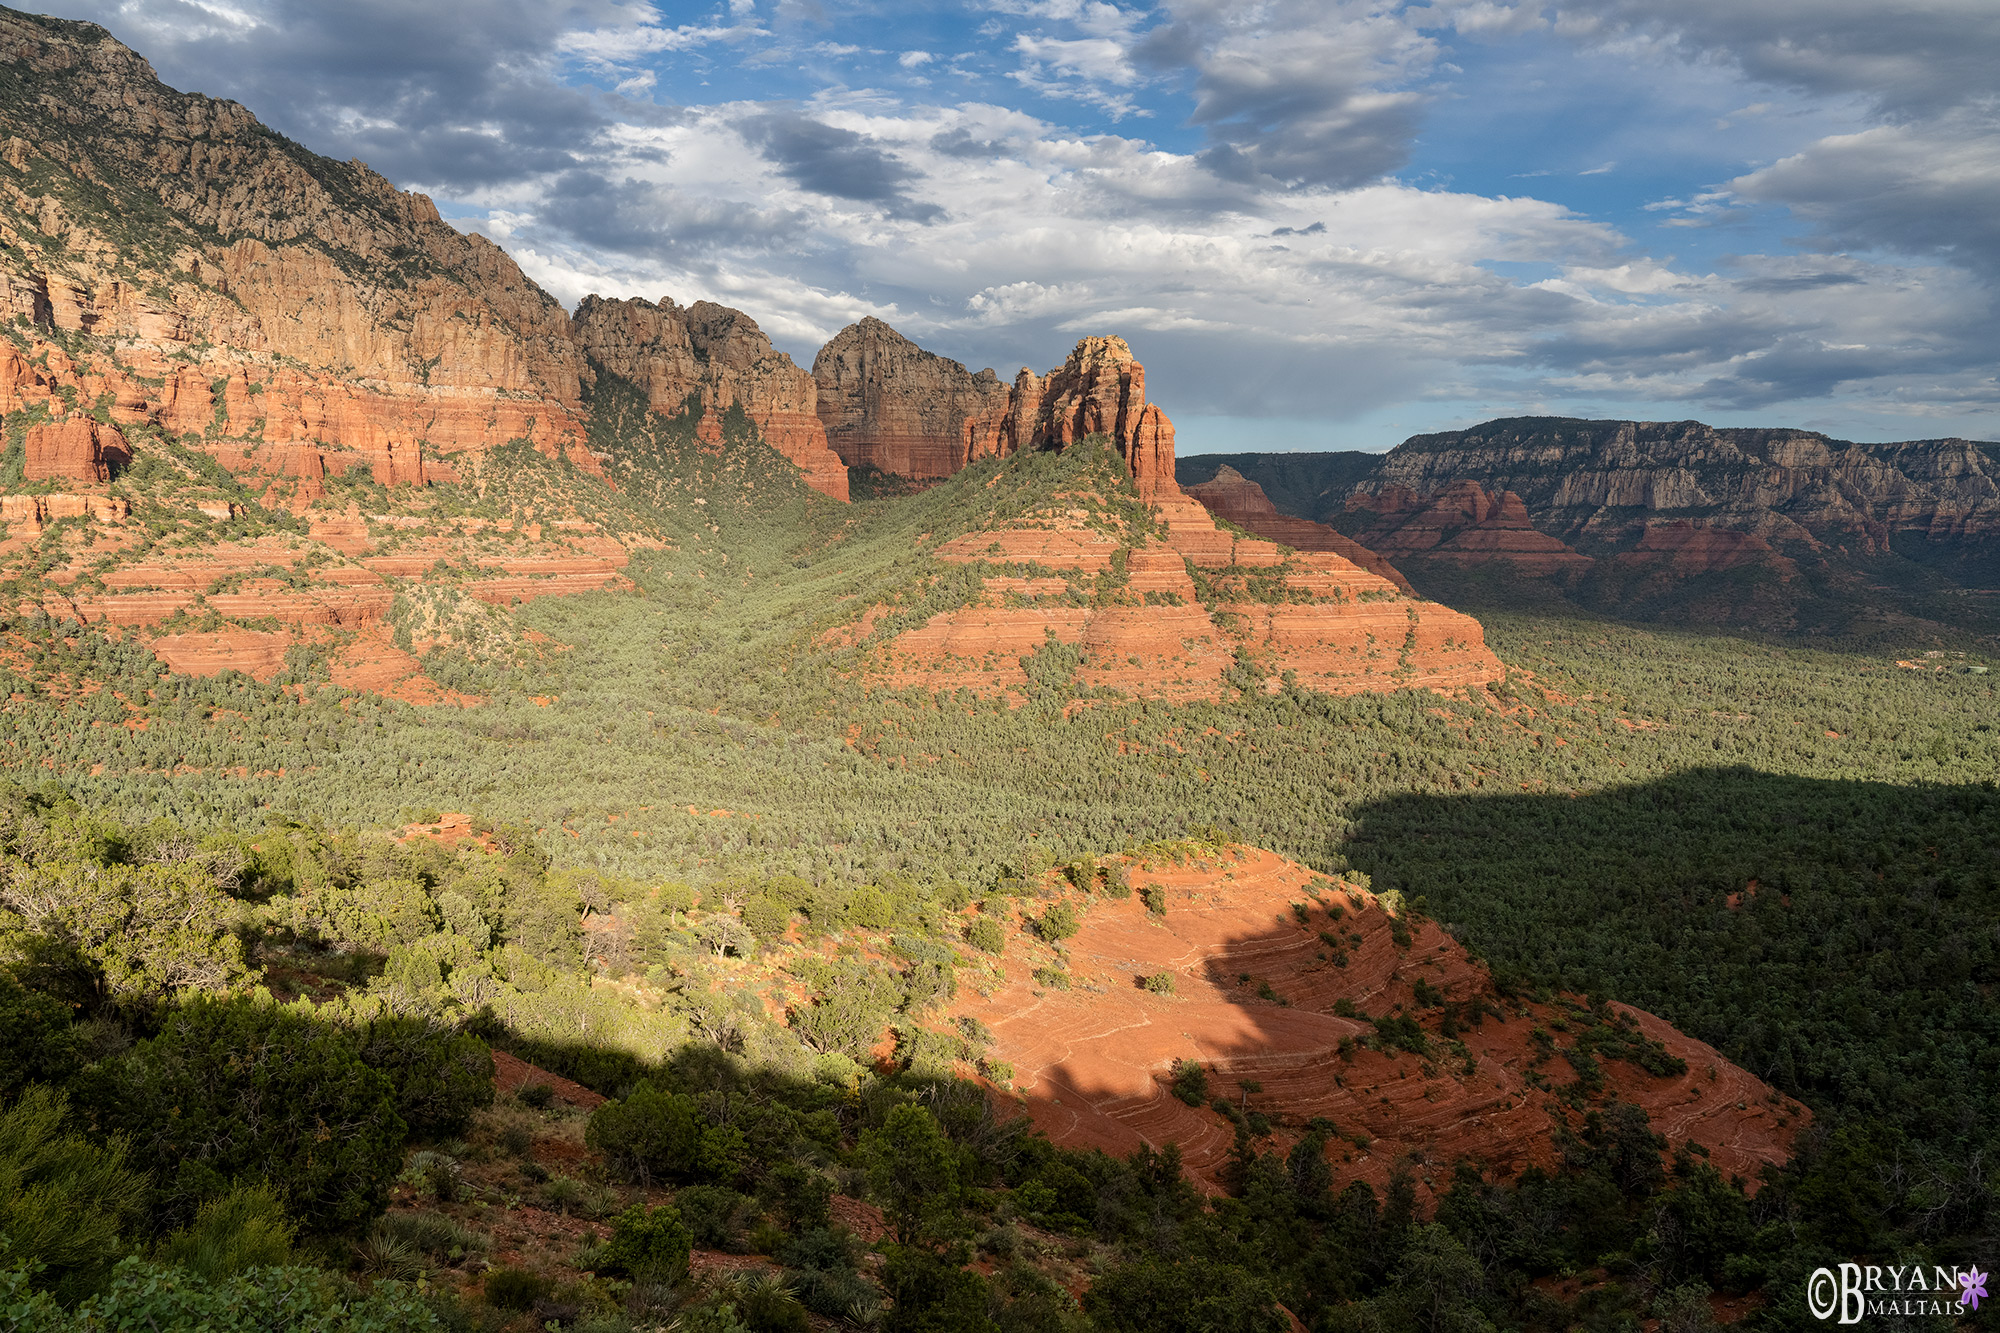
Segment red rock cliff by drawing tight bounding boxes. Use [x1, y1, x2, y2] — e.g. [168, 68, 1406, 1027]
[812, 318, 1012, 480]
[0, 10, 594, 484]
[572, 294, 851, 501]
[961, 335, 1184, 502]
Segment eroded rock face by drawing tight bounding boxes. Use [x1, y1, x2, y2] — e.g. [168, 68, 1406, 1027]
[573, 295, 851, 500]
[812, 317, 1011, 480]
[0, 9, 593, 481]
[1185, 465, 1414, 590]
[23, 417, 130, 483]
[952, 846, 1805, 1199]
[1343, 480, 1593, 575]
[960, 335, 1184, 501]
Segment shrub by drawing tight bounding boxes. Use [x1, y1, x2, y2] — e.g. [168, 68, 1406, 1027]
[676, 1183, 753, 1251]
[0, 970, 85, 1098]
[1169, 1060, 1208, 1107]
[517, 1082, 556, 1110]
[484, 1267, 552, 1312]
[587, 1080, 709, 1185]
[356, 1018, 494, 1138]
[154, 1183, 294, 1280]
[599, 1202, 693, 1283]
[1141, 973, 1175, 994]
[1084, 1256, 1288, 1333]
[965, 915, 1006, 955]
[1035, 900, 1081, 942]
[400, 1150, 464, 1203]
[1141, 885, 1167, 915]
[0, 1085, 148, 1303]
[741, 895, 793, 940]
[80, 996, 405, 1235]
[862, 1104, 959, 1245]
[13, 1259, 444, 1330]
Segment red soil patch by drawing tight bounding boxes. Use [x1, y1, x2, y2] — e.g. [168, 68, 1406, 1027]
[492, 1050, 607, 1111]
[953, 847, 1803, 1202]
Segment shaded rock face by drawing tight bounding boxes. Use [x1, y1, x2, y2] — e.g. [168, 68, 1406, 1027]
[1343, 480, 1593, 576]
[573, 295, 851, 501]
[952, 846, 1804, 1199]
[1184, 464, 1414, 591]
[812, 317, 1011, 480]
[962, 335, 1183, 502]
[1363, 419, 2000, 565]
[23, 416, 129, 482]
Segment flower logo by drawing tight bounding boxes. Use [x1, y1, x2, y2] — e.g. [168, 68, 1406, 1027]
[1960, 1268, 1988, 1312]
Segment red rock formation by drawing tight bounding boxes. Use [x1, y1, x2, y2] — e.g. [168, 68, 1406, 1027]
[22, 417, 129, 483]
[960, 336, 1184, 503]
[1185, 465, 1413, 591]
[572, 294, 850, 500]
[950, 847, 1805, 1198]
[1615, 520, 1796, 579]
[1345, 481, 1592, 574]
[864, 486, 1502, 704]
[0, 11, 593, 480]
[812, 318, 1011, 479]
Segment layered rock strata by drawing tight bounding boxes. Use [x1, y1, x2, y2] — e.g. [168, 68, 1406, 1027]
[0, 11, 595, 483]
[573, 295, 850, 500]
[1184, 465, 1414, 590]
[812, 317, 1011, 480]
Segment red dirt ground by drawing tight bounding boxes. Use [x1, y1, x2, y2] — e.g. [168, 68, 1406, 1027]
[951, 847, 1805, 1202]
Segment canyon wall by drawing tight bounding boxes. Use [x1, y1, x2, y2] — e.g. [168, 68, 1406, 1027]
[0, 8, 596, 484]
[572, 295, 851, 501]
[1182, 419, 2000, 628]
[812, 317, 1011, 480]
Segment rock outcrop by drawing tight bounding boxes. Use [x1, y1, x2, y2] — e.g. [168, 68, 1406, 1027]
[573, 295, 850, 500]
[1182, 418, 2000, 628]
[22, 416, 130, 482]
[962, 336, 1183, 502]
[952, 846, 1805, 1198]
[1343, 481, 1593, 575]
[848, 453, 1503, 704]
[812, 317, 1011, 480]
[1184, 465, 1414, 590]
[0, 7, 594, 483]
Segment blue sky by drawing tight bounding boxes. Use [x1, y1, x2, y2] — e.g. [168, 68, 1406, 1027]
[51, 0, 2000, 452]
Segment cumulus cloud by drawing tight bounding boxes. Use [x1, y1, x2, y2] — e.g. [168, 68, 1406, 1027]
[1731, 106, 2000, 276]
[1137, 0, 1440, 189]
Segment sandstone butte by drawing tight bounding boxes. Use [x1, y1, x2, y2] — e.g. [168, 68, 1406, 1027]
[951, 845, 1806, 1201]
[812, 316, 1012, 481]
[845, 337, 1503, 703]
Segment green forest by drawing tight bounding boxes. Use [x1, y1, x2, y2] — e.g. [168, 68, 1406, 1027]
[0, 383, 1995, 1332]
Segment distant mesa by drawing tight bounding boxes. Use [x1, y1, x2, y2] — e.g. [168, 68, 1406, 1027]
[1182, 417, 2000, 629]
[1183, 465, 1415, 591]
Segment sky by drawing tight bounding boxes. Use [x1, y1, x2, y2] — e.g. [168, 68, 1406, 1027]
[45, 0, 2000, 453]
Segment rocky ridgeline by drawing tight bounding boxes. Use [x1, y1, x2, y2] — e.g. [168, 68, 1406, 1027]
[1182, 418, 2000, 628]
[0, 7, 1493, 704]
